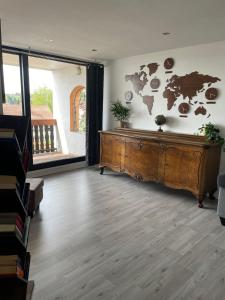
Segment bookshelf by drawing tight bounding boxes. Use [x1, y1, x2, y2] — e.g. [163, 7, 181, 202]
[0, 115, 33, 300]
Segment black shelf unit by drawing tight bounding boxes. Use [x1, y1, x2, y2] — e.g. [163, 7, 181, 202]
[0, 115, 32, 300]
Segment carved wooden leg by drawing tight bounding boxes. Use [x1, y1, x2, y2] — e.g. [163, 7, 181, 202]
[197, 194, 204, 208]
[100, 167, 105, 175]
[198, 200, 204, 208]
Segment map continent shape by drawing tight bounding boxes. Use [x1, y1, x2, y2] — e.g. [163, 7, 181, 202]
[142, 96, 154, 115]
[125, 71, 148, 95]
[163, 71, 220, 110]
[147, 63, 159, 76]
[195, 106, 207, 116]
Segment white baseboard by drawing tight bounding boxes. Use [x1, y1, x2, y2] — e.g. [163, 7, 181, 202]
[27, 161, 88, 178]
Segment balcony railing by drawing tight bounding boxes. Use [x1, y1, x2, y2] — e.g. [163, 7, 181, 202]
[32, 119, 58, 154]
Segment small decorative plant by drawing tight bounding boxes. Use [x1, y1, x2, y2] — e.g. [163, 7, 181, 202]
[111, 100, 130, 126]
[198, 122, 224, 146]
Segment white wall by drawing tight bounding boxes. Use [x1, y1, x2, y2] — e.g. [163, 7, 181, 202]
[52, 65, 86, 156]
[103, 63, 113, 130]
[103, 41, 225, 171]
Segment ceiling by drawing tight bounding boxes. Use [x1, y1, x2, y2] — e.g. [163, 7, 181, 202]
[3, 52, 84, 71]
[0, 0, 225, 62]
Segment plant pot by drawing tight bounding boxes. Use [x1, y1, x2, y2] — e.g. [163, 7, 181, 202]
[120, 121, 129, 128]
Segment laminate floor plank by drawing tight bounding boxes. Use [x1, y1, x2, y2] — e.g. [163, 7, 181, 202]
[28, 167, 225, 300]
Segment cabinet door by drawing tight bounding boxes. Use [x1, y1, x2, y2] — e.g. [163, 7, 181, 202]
[124, 138, 160, 181]
[100, 134, 124, 171]
[162, 144, 204, 192]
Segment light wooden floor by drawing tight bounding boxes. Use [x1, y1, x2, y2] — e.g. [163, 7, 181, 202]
[28, 167, 225, 300]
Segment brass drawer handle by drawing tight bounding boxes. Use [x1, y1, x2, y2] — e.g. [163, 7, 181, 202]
[160, 143, 167, 150]
[138, 142, 143, 150]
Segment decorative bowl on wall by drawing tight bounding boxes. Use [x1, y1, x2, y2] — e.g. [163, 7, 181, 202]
[155, 115, 166, 132]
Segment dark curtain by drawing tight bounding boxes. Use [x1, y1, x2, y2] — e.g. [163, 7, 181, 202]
[0, 20, 5, 113]
[86, 64, 104, 165]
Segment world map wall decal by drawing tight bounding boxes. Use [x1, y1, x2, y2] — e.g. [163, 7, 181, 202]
[125, 60, 221, 119]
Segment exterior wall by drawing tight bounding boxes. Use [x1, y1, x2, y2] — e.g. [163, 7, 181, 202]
[52, 65, 86, 156]
[103, 41, 225, 171]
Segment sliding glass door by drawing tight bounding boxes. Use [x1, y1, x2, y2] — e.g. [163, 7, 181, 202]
[28, 56, 86, 165]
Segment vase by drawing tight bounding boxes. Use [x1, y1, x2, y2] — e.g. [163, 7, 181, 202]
[120, 121, 129, 128]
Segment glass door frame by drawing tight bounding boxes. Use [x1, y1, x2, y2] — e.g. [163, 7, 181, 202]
[0, 21, 5, 114]
[1, 45, 102, 171]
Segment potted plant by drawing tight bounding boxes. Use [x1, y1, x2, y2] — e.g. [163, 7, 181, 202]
[110, 100, 130, 128]
[198, 122, 224, 146]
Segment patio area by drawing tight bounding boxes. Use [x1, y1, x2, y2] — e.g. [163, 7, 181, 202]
[32, 118, 79, 164]
[33, 152, 78, 164]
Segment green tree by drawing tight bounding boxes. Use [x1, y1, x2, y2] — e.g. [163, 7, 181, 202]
[5, 93, 21, 104]
[31, 87, 53, 112]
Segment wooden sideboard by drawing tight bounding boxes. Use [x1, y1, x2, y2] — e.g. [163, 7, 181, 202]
[99, 128, 222, 207]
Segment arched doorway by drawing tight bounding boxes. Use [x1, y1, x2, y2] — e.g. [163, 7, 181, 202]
[70, 85, 86, 132]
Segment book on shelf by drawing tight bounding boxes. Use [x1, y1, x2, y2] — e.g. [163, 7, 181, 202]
[0, 175, 20, 190]
[0, 217, 30, 256]
[0, 223, 23, 240]
[0, 212, 24, 232]
[0, 128, 17, 138]
[0, 255, 22, 266]
[0, 260, 24, 278]
[0, 217, 24, 232]
[0, 163, 26, 198]
[0, 212, 24, 221]
[0, 212, 27, 240]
